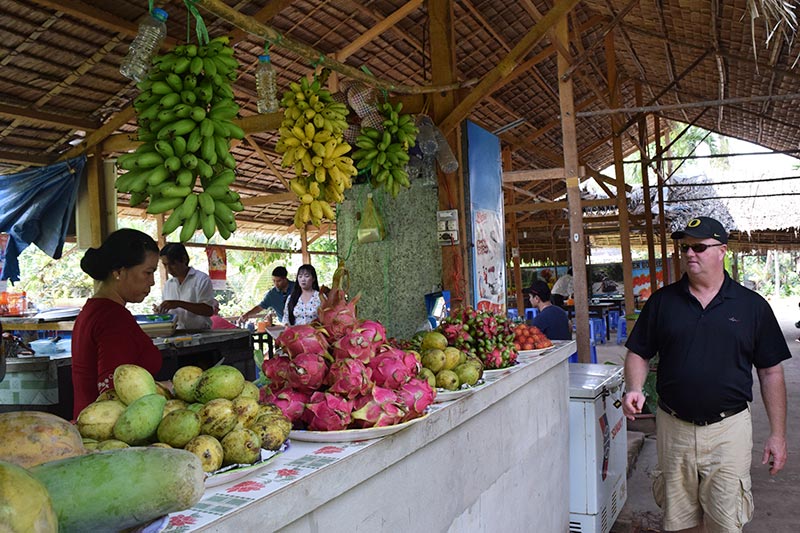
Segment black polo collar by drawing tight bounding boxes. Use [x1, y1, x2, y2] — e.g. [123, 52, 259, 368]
[678, 271, 737, 308]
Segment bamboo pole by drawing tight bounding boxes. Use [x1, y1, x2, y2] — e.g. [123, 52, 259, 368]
[438, 0, 581, 135]
[194, 0, 471, 94]
[605, 32, 635, 316]
[557, 17, 591, 362]
[636, 82, 658, 291]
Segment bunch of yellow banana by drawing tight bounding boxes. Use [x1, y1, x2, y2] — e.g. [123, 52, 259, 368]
[116, 36, 245, 242]
[351, 101, 418, 197]
[275, 76, 356, 228]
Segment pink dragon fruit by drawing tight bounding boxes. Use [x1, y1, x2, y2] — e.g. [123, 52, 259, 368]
[287, 353, 329, 393]
[331, 330, 377, 364]
[357, 319, 386, 347]
[318, 289, 361, 341]
[277, 325, 330, 358]
[326, 359, 373, 399]
[483, 346, 504, 369]
[351, 386, 406, 428]
[376, 345, 420, 375]
[305, 391, 354, 431]
[368, 350, 413, 390]
[395, 378, 435, 421]
[261, 355, 292, 394]
[262, 388, 310, 424]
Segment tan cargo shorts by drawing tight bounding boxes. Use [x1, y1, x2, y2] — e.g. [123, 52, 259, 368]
[653, 406, 754, 532]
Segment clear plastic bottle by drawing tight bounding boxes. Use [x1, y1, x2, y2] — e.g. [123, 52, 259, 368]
[255, 54, 280, 114]
[415, 115, 439, 156]
[120, 8, 169, 83]
[433, 127, 459, 173]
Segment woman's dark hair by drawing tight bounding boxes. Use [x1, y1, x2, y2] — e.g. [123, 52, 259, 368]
[286, 264, 319, 325]
[160, 242, 190, 264]
[80, 229, 159, 281]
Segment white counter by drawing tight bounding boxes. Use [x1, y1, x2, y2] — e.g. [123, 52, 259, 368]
[162, 340, 575, 533]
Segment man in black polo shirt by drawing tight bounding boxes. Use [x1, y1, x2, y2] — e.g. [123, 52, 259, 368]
[622, 216, 790, 533]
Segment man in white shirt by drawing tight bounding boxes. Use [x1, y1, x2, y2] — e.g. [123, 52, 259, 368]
[550, 268, 573, 307]
[155, 243, 218, 330]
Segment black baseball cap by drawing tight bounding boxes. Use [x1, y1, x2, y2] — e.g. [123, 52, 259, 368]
[523, 280, 551, 301]
[670, 216, 728, 244]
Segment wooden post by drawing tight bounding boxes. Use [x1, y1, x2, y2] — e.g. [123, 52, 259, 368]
[605, 32, 635, 315]
[503, 147, 525, 317]
[429, 0, 469, 311]
[557, 18, 590, 361]
[654, 115, 669, 285]
[636, 82, 658, 290]
[300, 225, 310, 264]
[155, 215, 168, 286]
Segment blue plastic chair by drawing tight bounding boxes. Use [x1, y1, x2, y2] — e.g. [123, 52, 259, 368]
[589, 317, 606, 345]
[608, 310, 620, 331]
[616, 316, 628, 345]
[569, 344, 597, 363]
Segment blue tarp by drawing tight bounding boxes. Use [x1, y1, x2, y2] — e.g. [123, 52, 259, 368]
[0, 155, 85, 281]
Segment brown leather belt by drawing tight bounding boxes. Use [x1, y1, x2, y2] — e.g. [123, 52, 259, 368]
[658, 399, 747, 426]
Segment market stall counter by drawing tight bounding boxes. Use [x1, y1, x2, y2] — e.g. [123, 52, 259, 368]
[0, 317, 255, 419]
[158, 340, 575, 533]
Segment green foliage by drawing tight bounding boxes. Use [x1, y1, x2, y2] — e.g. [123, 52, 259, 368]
[13, 219, 339, 320]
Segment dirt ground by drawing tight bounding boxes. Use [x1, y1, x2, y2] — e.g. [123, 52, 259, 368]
[592, 297, 800, 533]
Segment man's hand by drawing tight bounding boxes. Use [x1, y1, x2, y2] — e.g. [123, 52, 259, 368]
[154, 300, 179, 314]
[622, 391, 646, 421]
[762, 434, 787, 475]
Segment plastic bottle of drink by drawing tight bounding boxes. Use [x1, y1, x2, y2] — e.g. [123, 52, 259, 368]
[255, 54, 280, 114]
[415, 115, 439, 156]
[433, 127, 459, 173]
[120, 8, 169, 83]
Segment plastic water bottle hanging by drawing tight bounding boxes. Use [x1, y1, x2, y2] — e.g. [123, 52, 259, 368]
[255, 54, 279, 114]
[433, 127, 459, 173]
[120, 8, 169, 83]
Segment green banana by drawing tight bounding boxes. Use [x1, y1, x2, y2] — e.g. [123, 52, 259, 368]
[198, 192, 215, 215]
[161, 208, 185, 235]
[179, 210, 200, 242]
[201, 211, 216, 240]
[147, 196, 184, 214]
[180, 193, 199, 219]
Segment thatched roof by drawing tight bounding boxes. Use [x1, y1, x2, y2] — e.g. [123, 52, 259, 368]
[2, 0, 799, 246]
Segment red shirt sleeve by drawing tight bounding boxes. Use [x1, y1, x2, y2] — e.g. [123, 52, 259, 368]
[72, 299, 162, 418]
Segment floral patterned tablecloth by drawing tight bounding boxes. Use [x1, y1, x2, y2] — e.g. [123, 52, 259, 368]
[158, 341, 568, 532]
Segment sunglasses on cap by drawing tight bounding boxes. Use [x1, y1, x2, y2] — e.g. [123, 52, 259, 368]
[679, 243, 725, 253]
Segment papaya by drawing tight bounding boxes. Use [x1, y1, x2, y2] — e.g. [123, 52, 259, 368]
[0, 411, 85, 468]
[113, 394, 167, 445]
[30, 447, 205, 532]
[0, 460, 58, 532]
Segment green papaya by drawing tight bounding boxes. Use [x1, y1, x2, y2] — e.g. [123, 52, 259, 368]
[30, 447, 205, 532]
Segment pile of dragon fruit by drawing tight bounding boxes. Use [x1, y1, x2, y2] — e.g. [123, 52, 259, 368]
[438, 307, 518, 370]
[260, 289, 435, 432]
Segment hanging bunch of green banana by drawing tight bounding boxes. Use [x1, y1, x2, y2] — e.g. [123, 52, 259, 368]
[351, 101, 418, 198]
[274, 76, 357, 228]
[115, 36, 245, 242]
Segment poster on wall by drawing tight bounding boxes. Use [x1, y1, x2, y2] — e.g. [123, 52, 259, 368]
[465, 121, 506, 313]
[205, 245, 227, 290]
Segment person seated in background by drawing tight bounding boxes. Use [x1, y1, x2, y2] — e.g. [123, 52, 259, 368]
[550, 267, 573, 307]
[71, 229, 163, 418]
[524, 280, 571, 340]
[240, 266, 295, 324]
[155, 243, 217, 331]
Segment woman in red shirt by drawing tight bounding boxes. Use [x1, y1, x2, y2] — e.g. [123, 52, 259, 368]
[71, 229, 163, 417]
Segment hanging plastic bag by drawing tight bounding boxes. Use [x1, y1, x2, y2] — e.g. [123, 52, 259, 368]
[358, 193, 386, 244]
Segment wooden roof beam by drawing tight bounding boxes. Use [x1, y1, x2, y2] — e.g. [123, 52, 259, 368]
[335, 0, 424, 61]
[503, 167, 586, 183]
[439, 0, 581, 135]
[0, 103, 101, 131]
[506, 198, 617, 214]
[28, 0, 179, 46]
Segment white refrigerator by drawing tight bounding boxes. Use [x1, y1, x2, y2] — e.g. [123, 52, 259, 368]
[568, 363, 627, 533]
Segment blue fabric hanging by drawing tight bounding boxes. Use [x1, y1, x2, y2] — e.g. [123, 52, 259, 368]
[0, 155, 86, 281]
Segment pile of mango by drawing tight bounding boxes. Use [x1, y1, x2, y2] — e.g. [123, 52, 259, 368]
[76, 364, 290, 472]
